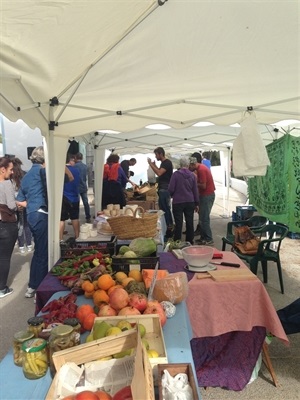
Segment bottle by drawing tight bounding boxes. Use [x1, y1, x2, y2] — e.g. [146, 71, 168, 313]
[48, 325, 75, 377]
[27, 316, 45, 338]
[13, 330, 35, 367]
[22, 338, 48, 379]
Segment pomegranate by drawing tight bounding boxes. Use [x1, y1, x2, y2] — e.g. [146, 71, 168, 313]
[143, 300, 167, 326]
[109, 288, 129, 311]
[128, 293, 148, 312]
[118, 306, 141, 316]
[98, 304, 118, 317]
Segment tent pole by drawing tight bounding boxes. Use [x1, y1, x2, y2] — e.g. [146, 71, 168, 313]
[94, 148, 106, 214]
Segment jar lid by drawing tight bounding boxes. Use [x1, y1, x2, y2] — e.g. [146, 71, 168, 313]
[14, 330, 35, 343]
[27, 316, 44, 326]
[22, 338, 47, 352]
[63, 318, 80, 327]
[51, 325, 74, 337]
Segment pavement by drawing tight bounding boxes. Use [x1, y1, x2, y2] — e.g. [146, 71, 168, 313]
[0, 183, 299, 399]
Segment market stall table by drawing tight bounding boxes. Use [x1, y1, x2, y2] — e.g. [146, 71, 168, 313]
[159, 251, 289, 390]
[0, 292, 201, 400]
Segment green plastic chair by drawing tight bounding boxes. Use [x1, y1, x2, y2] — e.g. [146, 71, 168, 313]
[222, 216, 268, 251]
[232, 222, 289, 294]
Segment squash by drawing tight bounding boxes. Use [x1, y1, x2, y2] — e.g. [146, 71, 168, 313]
[142, 269, 169, 289]
[129, 238, 156, 257]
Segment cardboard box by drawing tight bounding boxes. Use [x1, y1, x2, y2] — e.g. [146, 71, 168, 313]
[92, 315, 168, 381]
[46, 329, 155, 400]
[157, 363, 199, 400]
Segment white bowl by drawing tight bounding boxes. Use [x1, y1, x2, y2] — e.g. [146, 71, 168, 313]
[181, 245, 214, 268]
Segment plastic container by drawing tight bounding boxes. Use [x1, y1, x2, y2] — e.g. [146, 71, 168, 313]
[49, 325, 76, 377]
[22, 338, 48, 379]
[13, 330, 34, 366]
[27, 316, 45, 338]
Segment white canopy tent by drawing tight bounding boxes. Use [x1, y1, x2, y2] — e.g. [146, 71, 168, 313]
[1, 0, 299, 266]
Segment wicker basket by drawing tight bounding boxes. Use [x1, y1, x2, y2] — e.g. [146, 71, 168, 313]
[107, 207, 158, 239]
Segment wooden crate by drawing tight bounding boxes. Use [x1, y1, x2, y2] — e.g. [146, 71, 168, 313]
[157, 363, 199, 400]
[46, 329, 154, 400]
[92, 315, 168, 382]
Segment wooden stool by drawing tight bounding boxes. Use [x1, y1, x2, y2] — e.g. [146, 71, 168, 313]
[262, 341, 279, 387]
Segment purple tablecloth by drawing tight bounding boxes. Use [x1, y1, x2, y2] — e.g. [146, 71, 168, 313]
[35, 272, 68, 314]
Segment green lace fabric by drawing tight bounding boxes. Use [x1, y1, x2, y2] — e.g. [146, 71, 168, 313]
[248, 133, 300, 233]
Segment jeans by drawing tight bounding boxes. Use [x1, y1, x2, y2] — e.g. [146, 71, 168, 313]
[80, 191, 91, 220]
[17, 211, 32, 247]
[199, 193, 215, 242]
[172, 202, 195, 244]
[158, 189, 173, 227]
[0, 222, 18, 290]
[27, 211, 48, 289]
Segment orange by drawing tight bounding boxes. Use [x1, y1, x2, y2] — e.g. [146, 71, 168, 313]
[107, 284, 123, 295]
[95, 390, 112, 400]
[97, 274, 115, 291]
[84, 290, 95, 299]
[115, 271, 128, 283]
[93, 289, 109, 307]
[92, 280, 99, 290]
[128, 270, 142, 282]
[74, 390, 98, 400]
[76, 304, 95, 324]
[82, 312, 97, 331]
[82, 280, 95, 293]
[121, 277, 135, 287]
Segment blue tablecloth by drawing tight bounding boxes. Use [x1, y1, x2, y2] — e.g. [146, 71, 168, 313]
[0, 291, 201, 400]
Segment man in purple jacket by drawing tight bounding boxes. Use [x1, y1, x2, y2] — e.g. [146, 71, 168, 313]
[168, 157, 199, 244]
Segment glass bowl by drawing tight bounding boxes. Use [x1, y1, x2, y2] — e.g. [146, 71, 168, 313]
[181, 245, 214, 267]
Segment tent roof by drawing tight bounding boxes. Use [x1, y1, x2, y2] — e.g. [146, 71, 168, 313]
[1, 0, 299, 142]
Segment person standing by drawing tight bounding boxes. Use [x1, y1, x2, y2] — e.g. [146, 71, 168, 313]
[16, 147, 48, 299]
[60, 155, 80, 241]
[168, 157, 199, 244]
[102, 153, 136, 208]
[0, 157, 18, 298]
[189, 154, 216, 245]
[202, 152, 212, 169]
[120, 158, 137, 179]
[11, 157, 33, 254]
[74, 152, 91, 223]
[147, 147, 173, 238]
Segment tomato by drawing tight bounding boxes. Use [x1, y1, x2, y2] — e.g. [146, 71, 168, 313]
[112, 386, 133, 400]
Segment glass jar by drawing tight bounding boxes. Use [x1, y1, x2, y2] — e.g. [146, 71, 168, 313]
[27, 316, 45, 338]
[49, 325, 75, 377]
[13, 330, 35, 367]
[63, 318, 81, 346]
[22, 338, 48, 379]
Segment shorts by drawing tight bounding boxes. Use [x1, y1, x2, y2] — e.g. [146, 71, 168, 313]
[60, 196, 79, 221]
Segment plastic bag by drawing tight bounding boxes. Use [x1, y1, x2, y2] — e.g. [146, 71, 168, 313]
[161, 370, 193, 400]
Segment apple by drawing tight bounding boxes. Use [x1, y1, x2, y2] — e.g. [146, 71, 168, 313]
[112, 386, 132, 400]
[128, 293, 148, 312]
[137, 323, 146, 338]
[116, 320, 133, 331]
[141, 338, 150, 350]
[143, 300, 167, 326]
[147, 349, 159, 358]
[105, 326, 122, 336]
[118, 306, 141, 316]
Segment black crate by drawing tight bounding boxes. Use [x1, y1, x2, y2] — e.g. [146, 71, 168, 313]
[60, 236, 116, 258]
[111, 256, 159, 273]
[236, 206, 256, 220]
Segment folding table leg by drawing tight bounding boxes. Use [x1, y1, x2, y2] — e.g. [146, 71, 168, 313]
[262, 342, 278, 387]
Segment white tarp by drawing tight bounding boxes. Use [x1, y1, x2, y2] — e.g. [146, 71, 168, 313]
[1, 0, 299, 265]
